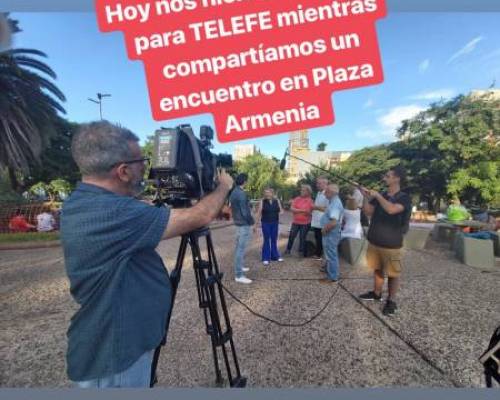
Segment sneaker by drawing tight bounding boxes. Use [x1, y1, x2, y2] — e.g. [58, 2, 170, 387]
[382, 300, 397, 316]
[242, 267, 250, 272]
[313, 256, 323, 261]
[235, 276, 252, 284]
[359, 291, 382, 302]
[277, 258, 284, 262]
[262, 261, 269, 266]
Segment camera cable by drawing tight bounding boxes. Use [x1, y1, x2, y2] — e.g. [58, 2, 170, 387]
[218, 278, 341, 327]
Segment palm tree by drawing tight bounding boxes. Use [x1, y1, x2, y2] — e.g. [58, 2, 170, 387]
[0, 13, 66, 191]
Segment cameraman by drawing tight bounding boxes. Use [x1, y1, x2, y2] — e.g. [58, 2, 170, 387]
[61, 121, 233, 388]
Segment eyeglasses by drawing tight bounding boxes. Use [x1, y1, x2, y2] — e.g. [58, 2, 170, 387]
[111, 158, 150, 169]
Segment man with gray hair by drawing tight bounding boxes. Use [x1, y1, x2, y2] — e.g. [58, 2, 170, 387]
[61, 121, 233, 388]
[320, 184, 344, 282]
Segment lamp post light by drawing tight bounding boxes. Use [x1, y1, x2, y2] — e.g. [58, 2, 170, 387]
[88, 93, 111, 120]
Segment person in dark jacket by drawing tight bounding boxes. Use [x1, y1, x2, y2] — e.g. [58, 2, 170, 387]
[229, 173, 255, 284]
[255, 188, 284, 266]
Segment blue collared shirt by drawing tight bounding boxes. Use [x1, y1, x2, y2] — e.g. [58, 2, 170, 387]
[61, 182, 171, 381]
[320, 195, 344, 234]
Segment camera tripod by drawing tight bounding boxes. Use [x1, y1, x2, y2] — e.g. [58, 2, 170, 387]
[150, 226, 247, 388]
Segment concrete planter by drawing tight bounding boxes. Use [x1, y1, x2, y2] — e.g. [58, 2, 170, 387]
[403, 228, 431, 250]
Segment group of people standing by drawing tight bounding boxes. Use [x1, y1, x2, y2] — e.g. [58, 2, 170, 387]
[228, 174, 365, 284]
[228, 167, 411, 317]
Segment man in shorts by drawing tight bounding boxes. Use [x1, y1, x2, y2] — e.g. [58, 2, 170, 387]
[359, 166, 411, 316]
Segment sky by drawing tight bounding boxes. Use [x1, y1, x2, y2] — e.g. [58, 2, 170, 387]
[10, 12, 500, 158]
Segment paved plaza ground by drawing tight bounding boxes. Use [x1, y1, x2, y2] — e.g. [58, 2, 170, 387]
[0, 218, 499, 388]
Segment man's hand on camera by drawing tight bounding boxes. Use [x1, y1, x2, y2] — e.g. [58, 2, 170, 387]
[217, 169, 234, 191]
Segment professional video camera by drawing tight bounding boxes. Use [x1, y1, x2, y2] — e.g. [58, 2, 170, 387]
[148, 124, 232, 206]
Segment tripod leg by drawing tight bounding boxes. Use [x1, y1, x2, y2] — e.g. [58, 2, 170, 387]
[485, 370, 492, 388]
[189, 233, 224, 386]
[150, 234, 190, 387]
[187, 228, 246, 387]
[205, 232, 246, 387]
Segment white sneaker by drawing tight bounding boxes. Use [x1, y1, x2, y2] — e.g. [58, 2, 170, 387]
[262, 261, 269, 266]
[277, 258, 284, 262]
[242, 267, 250, 272]
[235, 276, 252, 284]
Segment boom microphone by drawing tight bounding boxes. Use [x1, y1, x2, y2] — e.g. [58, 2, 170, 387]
[279, 149, 288, 170]
[282, 148, 373, 190]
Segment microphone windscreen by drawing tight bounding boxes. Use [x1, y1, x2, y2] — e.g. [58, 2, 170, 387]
[279, 158, 286, 170]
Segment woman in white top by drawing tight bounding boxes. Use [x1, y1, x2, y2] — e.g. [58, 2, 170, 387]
[341, 198, 363, 240]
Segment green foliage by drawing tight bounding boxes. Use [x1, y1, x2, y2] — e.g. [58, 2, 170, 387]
[297, 162, 331, 194]
[395, 95, 500, 209]
[234, 153, 287, 199]
[333, 94, 499, 210]
[28, 181, 48, 198]
[142, 135, 154, 160]
[0, 232, 59, 243]
[448, 162, 500, 207]
[28, 179, 72, 201]
[0, 168, 24, 203]
[48, 179, 72, 199]
[26, 119, 81, 187]
[339, 145, 400, 191]
[0, 15, 66, 191]
[277, 183, 298, 202]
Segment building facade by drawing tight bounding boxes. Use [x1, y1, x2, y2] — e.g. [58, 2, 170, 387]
[233, 144, 258, 161]
[287, 130, 352, 182]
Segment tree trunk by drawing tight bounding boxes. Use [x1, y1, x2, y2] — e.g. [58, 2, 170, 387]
[434, 197, 441, 214]
[8, 167, 21, 193]
[427, 197, 433, 211]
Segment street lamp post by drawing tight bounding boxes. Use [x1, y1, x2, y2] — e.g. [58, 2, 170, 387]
[88, 93, 112, 120]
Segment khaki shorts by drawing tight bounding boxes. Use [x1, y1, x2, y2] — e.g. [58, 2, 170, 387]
[366, 243, 403, 278]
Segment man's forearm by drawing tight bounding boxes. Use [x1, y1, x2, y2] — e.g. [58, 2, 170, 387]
[195, 185, 231, 221]
[375, 195, 403, 215]
[163, 184, 231, 239]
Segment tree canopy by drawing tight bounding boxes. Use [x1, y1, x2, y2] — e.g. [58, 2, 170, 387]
[234, 153, 288, 199]
[339, 94, 500, 210]
[0, 14, 66, 191]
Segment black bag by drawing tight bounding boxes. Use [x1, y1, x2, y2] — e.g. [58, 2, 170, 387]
[480, 325, 500, 387]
